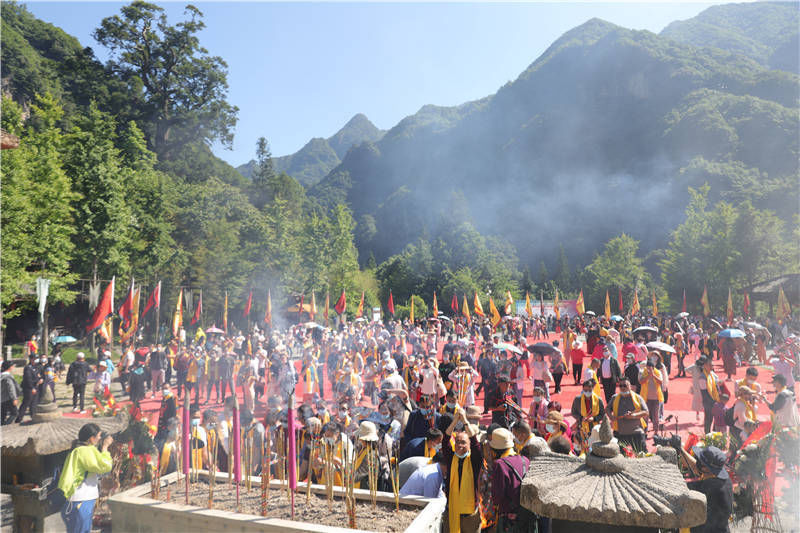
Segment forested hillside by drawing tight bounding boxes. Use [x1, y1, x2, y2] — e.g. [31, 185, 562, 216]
[2, 1, 797, 335]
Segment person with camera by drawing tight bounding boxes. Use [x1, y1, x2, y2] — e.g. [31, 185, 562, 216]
[58, 423, 113, 533]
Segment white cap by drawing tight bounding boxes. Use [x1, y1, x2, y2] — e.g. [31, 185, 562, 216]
[76, 352, 85, 359]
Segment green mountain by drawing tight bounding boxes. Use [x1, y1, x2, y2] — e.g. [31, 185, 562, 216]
[660, 2, 799, 73]
[237, 113, 384, 187]
[310, 14, 798, 268]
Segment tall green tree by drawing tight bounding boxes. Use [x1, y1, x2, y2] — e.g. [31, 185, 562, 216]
[584, 234, 653, 312]
[94, 1, 238, 158]
[1, 94, 79, 318]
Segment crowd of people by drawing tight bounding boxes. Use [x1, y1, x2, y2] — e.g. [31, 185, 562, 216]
[7, 310, 799, 533]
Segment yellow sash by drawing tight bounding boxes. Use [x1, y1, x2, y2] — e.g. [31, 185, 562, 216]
[743, 400, 756, 422]
[320, 441, 344, 486]
[425, 441, 436, 458]
[191, 428, 204, 469]
[639, 368, 664, 403]
[546, 430, 563, 444]
[448, 452, 476, 533]
[611, 392, 647, 431]
[579, 394, 601, 434]
[704, 370, 720, 402]
[159, 443, 173, 475]
[589, 369, 601, 397]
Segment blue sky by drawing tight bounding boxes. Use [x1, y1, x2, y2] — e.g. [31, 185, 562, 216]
[26, 2, 717, 167]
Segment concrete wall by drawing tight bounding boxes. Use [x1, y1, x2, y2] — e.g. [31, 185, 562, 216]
[109, 471, 445, 533]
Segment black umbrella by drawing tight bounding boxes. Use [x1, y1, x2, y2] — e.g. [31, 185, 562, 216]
[528, 342, 558, 355]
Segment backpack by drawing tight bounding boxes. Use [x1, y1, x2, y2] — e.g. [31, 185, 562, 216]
[724, 405, 736, 427]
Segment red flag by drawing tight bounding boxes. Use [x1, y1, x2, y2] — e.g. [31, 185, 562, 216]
[743, 291, 750, 317]
[87, 277, 115, 332]
[618, 288, 623, 313]
[190, 291, 202, 325]
[388, 291, 395, 316]
[334, 289, 347, 315]
[450, 293, 458, 314]
[264, 289, 272, 325]
[682, 289, 687, 313]
[118, 280, 135, 331]
[243, 291, 252, 317]
[141, 281, 160, 319]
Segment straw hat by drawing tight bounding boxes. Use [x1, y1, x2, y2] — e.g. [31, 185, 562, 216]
[457, 361, 471, 371]
[545, 411, 568, 430]
[489, 427, 514, 450]
[465, 405, 482, 423]
[357, 421, 379, 442]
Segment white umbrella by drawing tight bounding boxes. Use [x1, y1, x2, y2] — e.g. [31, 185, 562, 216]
[646, 341, 676, 354]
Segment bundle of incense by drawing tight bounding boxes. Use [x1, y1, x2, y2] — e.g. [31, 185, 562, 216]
[306, 436, 318, 503]
[367, 444, 378, 507]
[208, 435, 217, 509]
[228, 438, 234, 485]
[150, 464, 159, 499]
[261, 436, 268, 517]
[325, 441, 334, 506]
[244, 428, 251, 492]
[457, 371, 469, 407]
[388, 442, 400, 511]
[342, 442, 356, 529]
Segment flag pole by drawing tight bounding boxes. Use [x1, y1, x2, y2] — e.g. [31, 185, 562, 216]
[287, 392, 297, 520]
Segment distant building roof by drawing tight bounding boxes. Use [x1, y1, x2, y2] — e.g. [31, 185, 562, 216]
[1, 130, 19, 150]
[741, 274, 800, 300]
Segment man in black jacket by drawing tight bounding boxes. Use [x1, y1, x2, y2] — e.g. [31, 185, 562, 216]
[0, 361, 20, 424]
[598, 343, 622, 404]
[16, 355, 43, 423]
[66, 352, 90, 413]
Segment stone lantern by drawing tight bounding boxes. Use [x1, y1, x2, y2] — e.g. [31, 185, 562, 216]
[520, 416, 707, 532]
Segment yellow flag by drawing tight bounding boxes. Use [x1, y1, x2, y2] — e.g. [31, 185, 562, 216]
[473, 291, 485, 317]
[525, 292, 533, 317]
[120, 287, 141, 343]
[576, 289, 585, 315]
[489, 297, 502, 329]
[409, 295, 415, 323]
[700, 285, 710, 317]
[504, 291, 514, 315]
[604, 290, 611, 320]
[777, 285, 791, 323]
[462, 295, 471, 321]
[223, 291, 228, 333]
[355, 291, 365, 318]
[172, 289, 183, 338]
[726, 288, 733, 325]
[554, 289, 560, 320]
[652, 290, 658, 316]
[264, 289, 272, 325]
[631, 290, 640, 315]
[432, 292, 438, 317]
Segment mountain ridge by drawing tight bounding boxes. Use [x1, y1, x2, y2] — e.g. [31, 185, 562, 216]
[237, 112, 384, 186]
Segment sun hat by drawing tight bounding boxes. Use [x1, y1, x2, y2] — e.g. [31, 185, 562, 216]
[489, 427, 514, 450]
[691, 445, 729, 479]
[357, 421, 379, 442]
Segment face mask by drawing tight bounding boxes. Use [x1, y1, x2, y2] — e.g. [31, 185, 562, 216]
[583, 391, 592, 398]
[325, 437, 336, 446]
[603, 353, 610, 359]
[163, 390, 171, 397]
[419, 408, 430, 416]
[621, 390, 632, 396]
[545, 424, 556, 433]
[454, 451, 469, 459]
[746, 378, 755, 384]
[649, 357, 658, 364]
[513, 436, 522, 445]
[433, 443, 442, 452]
[533, 396, 542, 403]
[191, 419, 200, 427]
[446, 402, 456, 409]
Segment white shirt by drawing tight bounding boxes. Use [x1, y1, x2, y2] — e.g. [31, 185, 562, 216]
[601, 358, 612, 379]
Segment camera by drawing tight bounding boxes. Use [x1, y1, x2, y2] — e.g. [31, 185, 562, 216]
[652, 433, 682, 450]
[97, 431, 109, 450]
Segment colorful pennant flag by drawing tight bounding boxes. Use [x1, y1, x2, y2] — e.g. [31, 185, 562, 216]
[504, 291, 514, 315]
[432, 292, 438, 317]
[743, 291, 750, 317]
[141, 281, 160, 319]
[118, 279, 135, 332]
[604, 290, 611, 320]
[387, 290, 395, 316]
[323, 291, 330, 327]
[554, 289, 560, 320]
[120, 287, 141, 343]
[310, 292, 317, 320]
[462, 295, 471, 321]
[777, 285, 791, 323]
[700, 285, 710, 317]
[525, 292, 533, 317]
[682, 288, 687, 314]
[489, 297, 501, 329]
[172, 289, 183, 338]
[618, 288, 623, 313]
[451, 293, 459, 314]
[334, 289, 347, 315]
[223, 291, 228, 334]
[652, 290, 658, 316]
[631, 290, 640, 316]
[88, 277, 115, 332]
[575, 289, 585, 315]
[473, 292, 485, 317]
[409, 296, 415, 323]
[355, 291, 365, 319]
[243, 291, 252, 318]
[190, 290, 202, 326]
